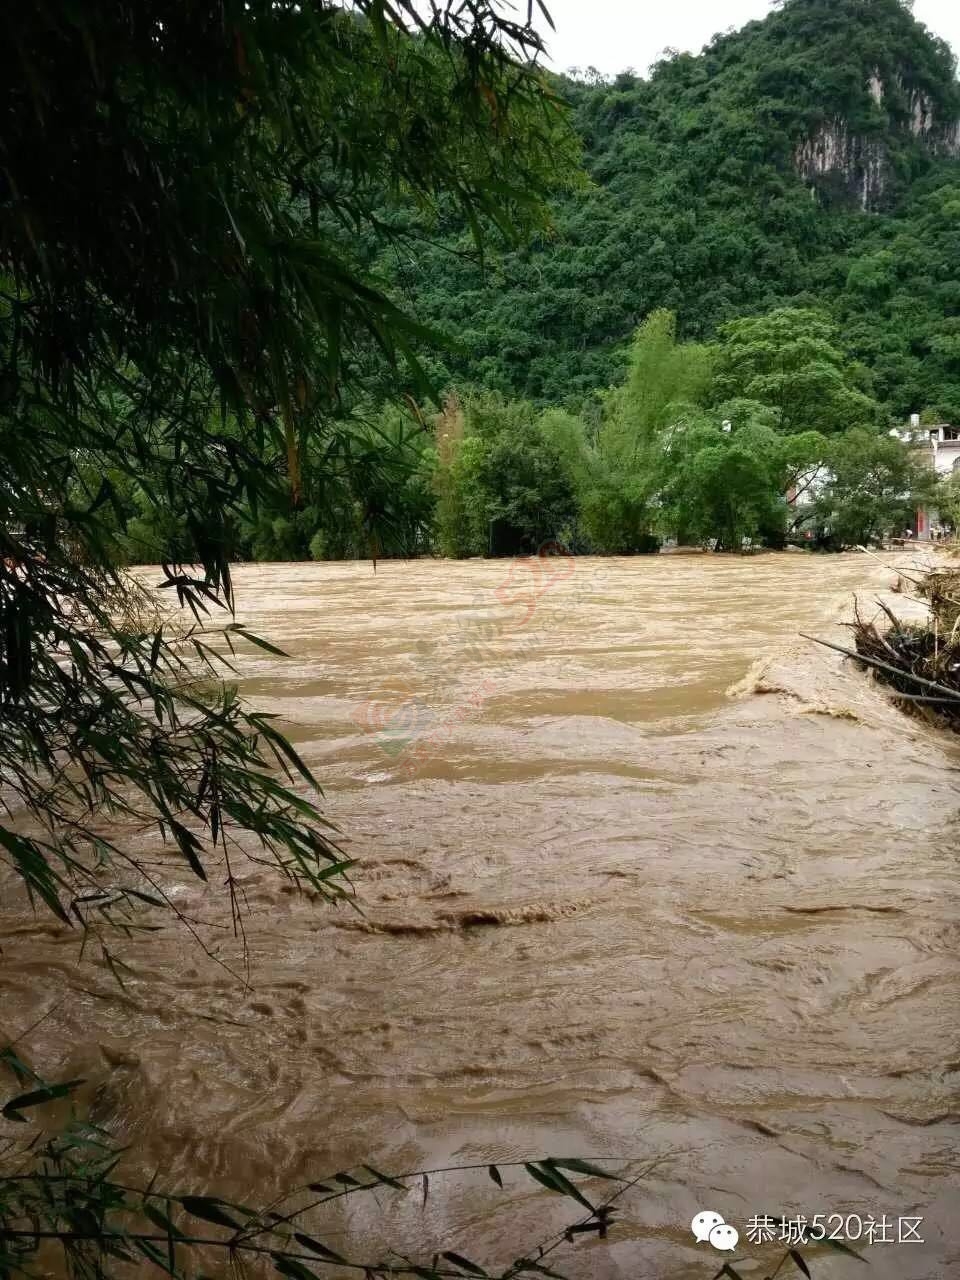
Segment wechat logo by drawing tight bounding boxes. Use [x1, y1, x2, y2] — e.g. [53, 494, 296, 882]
[691, 1210, 739, 1252]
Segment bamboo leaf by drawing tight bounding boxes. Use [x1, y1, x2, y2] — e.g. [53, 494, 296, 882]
[125, 888, 166, 909]
[535, 1163, 594, 1213]
[179, 1196, 244, 1230]
[168, 821, 207, 881]
[523, 1161, 594, 1211]
[225, 624, 289, 658]
[0, 828, 71, 923]
[523, 1162, 564, 1195]
[789, 1250, 812, 1278]
[441, 1251, 488, 1276]
[3, 1078, 86, 1122]
[143, 1201, 187, 1241]
[362, 1163, 406, 1190]
[273, 1256, 320, 1280]
[548, 1158, 619, 1181]
[293, 1232, 346, 1263]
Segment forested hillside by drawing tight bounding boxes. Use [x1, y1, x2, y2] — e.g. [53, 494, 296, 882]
[396, 0, 960, 419]
[85, 0, 960, 564]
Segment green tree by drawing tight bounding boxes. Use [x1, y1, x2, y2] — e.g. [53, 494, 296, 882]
[709, 308, 879, 435]
[433, 395, 585, 555]
[575, 312, 710, 553]
[657, 414, 795, 549]
[243, 404, 439, 562]
[601, 311, 714, 454]
[577, 465, 655, 554]
[472, 399, 582, 549]
[936, 468, 960, 533]
[816, 429, 937, 545]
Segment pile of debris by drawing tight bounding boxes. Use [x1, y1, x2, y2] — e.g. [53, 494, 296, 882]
[920, 567, 960, 638]
[811, 567, 960, 728]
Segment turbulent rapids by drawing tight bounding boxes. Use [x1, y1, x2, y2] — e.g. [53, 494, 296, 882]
[3, 552, 960, 1280]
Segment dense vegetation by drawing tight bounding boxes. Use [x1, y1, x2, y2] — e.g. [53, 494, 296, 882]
[406, 0, 960, 415]
[103, 0, 960, 563]
[117, 303, 937, 562]
[428, 307, 936, 556]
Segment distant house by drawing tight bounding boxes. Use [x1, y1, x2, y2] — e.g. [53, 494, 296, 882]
[890, 417, 958, 538]
[784, 465, 831, 545]
[785, 465, 830, 510]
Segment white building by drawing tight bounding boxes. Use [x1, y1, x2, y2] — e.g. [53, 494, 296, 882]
[890, 415, 959, 539]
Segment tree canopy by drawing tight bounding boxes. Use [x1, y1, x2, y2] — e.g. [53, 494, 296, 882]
[424, 305, 929, 556]
[708, 308, 878, 435]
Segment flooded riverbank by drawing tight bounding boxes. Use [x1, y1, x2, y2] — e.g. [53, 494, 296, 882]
[3, 552, 959, 1278]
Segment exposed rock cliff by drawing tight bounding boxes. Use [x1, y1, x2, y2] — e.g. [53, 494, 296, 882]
[795, 121, 888, 210]
[794, 69, 960, 211]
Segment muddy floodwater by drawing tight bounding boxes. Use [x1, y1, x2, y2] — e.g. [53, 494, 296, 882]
[3, 553, 960, 1279]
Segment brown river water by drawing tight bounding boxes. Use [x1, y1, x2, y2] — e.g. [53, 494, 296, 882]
[3, 552, 960, 1278]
